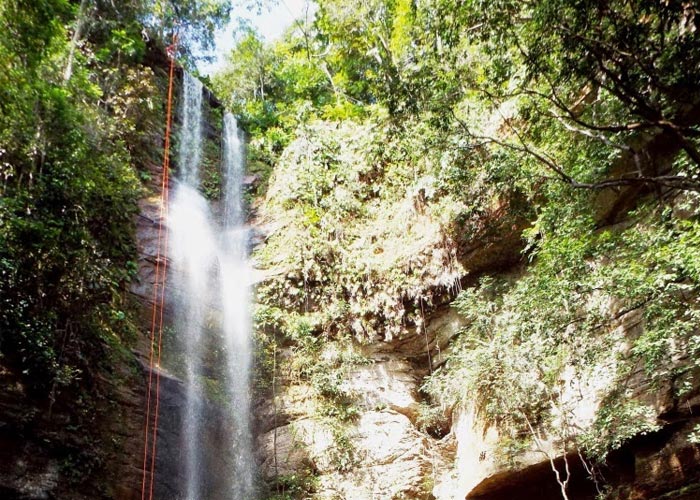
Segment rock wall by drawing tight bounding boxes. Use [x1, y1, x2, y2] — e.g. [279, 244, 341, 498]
[252, 347, 451, 499]
[249, 122, 700, 500]
[126, 69, 230, 500]
[251, 268, 700, 500]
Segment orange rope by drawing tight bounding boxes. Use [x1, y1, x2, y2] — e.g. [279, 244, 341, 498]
[141, 32, 177, 500]
[149, 50, 174, 493]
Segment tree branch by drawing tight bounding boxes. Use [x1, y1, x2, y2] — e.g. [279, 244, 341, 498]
[450, 109, 700, 192]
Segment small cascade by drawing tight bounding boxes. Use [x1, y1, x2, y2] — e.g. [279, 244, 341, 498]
[177, 73, 204, 187]
[168, 73, 255, 499]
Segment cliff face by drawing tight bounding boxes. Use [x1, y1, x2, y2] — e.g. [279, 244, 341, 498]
[126, 68, 231, 500]
[251, 329, 457, 498]
[250, 120, 700, 500]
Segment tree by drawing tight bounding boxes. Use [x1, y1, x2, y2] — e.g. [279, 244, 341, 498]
[314, 0, 414, 112]
[144, 0, 231, 53]
[214, 28, 277, 109]
[416, 0, 700, 192]
[0, 0, 141, 400]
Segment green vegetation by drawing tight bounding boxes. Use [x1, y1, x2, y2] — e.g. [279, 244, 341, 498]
[1, 0, 140, 400]
[423, 203, 700, 462]
[0, 0, 230, 490]
[1, 0, 699, 497]
[254, 303, 366, 474]
[265, 470, 320, 500]
[213, 0, 700, 496]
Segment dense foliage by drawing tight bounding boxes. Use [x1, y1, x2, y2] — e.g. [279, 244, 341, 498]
[0, 0, 228, 490]
[0, 0, 234, 382]
[2, 0, 133, 398]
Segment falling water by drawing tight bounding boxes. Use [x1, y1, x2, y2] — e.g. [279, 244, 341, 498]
[177, 73, 203, 187]
[168, 73, 255, 499]
[169, 72, 211, 500]
[220, 113, 255, 499]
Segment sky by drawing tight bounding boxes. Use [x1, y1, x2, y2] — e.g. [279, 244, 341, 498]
[198, 0, 315, 76]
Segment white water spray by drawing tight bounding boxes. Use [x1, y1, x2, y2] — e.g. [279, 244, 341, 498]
[220, 113, 255, 499]
[168, 73, 255, 499]
[169, 72, 209, 500]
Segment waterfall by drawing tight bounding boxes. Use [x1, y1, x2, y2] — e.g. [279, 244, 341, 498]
[168, 73, 255, 499]
[170, 72, 210, 500]
[220, 113, 255, 499]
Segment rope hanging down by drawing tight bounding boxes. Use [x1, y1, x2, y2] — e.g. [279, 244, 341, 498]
[141, 32, 178, 500]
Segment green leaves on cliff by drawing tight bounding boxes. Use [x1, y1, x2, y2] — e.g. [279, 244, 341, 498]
[424, 199, 700, 462]
[0, 0, 162, 400]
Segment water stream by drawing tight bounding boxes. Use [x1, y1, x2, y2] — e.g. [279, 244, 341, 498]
[168, 73, 254, 499]
[220, 113, 255, 498]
